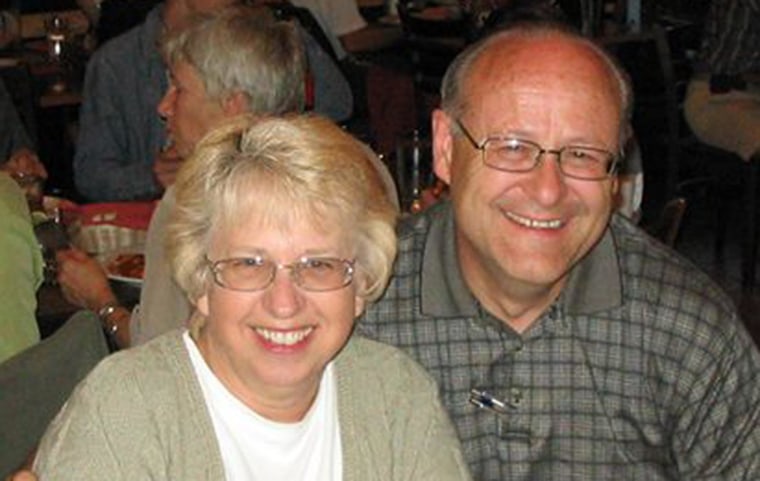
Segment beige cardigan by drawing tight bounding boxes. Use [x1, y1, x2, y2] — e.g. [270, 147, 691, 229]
[35, 332, 472, 481]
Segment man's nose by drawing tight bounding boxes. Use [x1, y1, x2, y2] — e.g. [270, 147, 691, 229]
[522, 152, 567, 206]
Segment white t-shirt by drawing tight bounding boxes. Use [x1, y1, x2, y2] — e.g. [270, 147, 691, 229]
[184, 332, 343, 481]
[291, 0, 367, 59]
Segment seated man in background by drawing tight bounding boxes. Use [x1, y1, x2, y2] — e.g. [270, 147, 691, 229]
[74, 0, 352, 202]
[57, 4, 309, 349]
[0, 173, 43, 364]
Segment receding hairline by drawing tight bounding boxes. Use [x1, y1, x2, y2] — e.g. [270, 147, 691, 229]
[442, 25, 632, 130]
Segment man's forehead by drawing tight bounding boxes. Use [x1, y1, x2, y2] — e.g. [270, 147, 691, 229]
[466, 34, 622, 110]
[189, 0, 238, 13]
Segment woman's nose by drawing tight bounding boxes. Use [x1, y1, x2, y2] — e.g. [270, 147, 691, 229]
[262, 269, 303, 319]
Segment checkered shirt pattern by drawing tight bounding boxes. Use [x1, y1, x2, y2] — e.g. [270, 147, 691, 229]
[359, 201, 760, 480]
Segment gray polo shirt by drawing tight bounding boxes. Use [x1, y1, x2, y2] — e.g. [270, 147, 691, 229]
[359, 201, 760, 480]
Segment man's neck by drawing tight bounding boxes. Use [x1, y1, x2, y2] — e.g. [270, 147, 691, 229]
[456, 240, 567, 334]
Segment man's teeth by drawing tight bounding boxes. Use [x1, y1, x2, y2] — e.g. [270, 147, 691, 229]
[255, 327, 314, 346]
[505, 212, 562, 229]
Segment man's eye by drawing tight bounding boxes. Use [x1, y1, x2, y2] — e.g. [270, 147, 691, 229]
[567, 149, 602, 163]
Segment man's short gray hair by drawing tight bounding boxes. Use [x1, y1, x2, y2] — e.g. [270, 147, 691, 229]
[162, 5, 306, 115]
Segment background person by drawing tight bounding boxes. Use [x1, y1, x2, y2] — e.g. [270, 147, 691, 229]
[73, 0, 352, 202]
[57, 4, 309, 350]
[34, 114, 471, 481]
[0, 173, 44, 364]
[359, 22, 760, 479]
[683, 0, 759, 161]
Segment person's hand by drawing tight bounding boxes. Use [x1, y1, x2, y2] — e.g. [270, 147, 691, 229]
[152, 144, 183, 189]
[3, 470, 37, 481]
[56, 247, 117, 312]
[2, 148, 48, 179]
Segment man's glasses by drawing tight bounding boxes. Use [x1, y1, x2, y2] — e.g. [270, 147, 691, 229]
[455, 119, 619, 181]
[206, 256, 355, 292]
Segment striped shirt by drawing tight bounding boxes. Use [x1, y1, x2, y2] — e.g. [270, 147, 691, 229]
[359, 201, 760, 480]
[699, 0, 760, 75]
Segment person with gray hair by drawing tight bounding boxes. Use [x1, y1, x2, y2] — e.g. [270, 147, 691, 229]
[56, 5, 306, 349]
[73, 0, 351, 202]
[56, 5, 397, 350]
[34, 114, 471, 481]
[360, 21, 760, 479]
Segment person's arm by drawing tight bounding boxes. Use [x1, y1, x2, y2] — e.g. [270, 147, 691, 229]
[74, 52, 162, 201]
[298, 25, 354, 122]
[670, 314, 760, 478]
[340, 24, 402, 54]
[0, 175, 43, 364]
[34, 361, 148, 480]
[55, 248, 131, 349]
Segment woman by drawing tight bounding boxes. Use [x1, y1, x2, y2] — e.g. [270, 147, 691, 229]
[33, 115, 471, 480]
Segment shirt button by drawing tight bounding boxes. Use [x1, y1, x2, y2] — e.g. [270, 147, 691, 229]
[510, 388, 523, 406]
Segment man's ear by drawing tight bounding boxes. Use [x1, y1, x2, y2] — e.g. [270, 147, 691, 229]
[432, 109, 454, 185]
[223, 91, 250, 117]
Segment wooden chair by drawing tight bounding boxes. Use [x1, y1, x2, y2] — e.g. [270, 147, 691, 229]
[0, 310, 109, 477]
[644, 196, 687, 248]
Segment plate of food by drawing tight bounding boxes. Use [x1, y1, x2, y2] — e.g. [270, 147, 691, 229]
[105, 252, 145, 286]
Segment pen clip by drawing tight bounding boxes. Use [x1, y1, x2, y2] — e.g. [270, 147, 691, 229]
[469, 388, 515, 415]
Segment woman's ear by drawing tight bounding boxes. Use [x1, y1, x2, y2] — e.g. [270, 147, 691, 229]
[196, 293, 210, 317]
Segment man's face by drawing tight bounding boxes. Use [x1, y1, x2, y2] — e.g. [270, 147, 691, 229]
[187, 0, 237, 15]
[157, 61, 226, 158]
[433, 36, 622, 312]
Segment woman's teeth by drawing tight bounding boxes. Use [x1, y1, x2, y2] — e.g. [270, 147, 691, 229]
[255, 327, 314, 346]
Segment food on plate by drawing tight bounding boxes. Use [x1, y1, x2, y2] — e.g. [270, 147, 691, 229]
[107, 253, 145, 280]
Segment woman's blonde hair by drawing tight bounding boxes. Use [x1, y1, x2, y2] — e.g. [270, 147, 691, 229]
[167, 114, 398, 330]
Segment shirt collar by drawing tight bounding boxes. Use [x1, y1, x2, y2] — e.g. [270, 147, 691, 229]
[420, 202, 622, 318]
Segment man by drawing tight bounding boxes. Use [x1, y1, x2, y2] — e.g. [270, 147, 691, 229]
[359, 22, 760, 479]
[56, 5, 308, 349]
[73, 0, 352, 201]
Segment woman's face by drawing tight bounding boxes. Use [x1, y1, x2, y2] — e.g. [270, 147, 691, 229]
[195, 212, 365, 420]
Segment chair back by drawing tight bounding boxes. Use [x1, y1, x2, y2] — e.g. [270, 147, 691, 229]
[396, 1, 469, 128]
[0, 310, 109, 477]
[644, 196, 687, 247]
